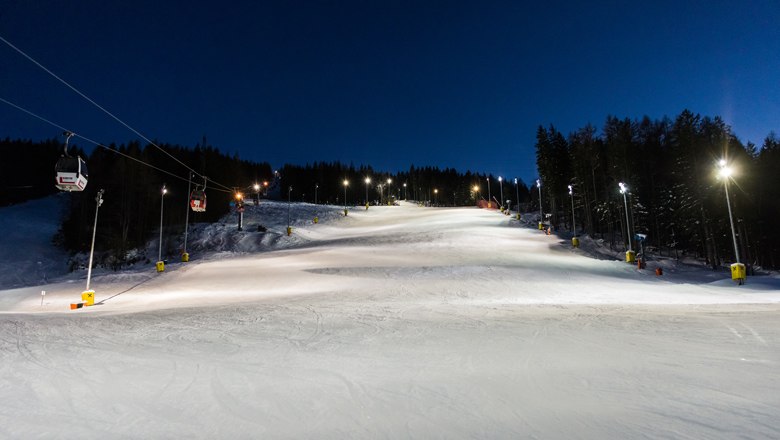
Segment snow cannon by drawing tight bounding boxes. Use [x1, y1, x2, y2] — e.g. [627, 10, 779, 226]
[182, 252, 189, 262]
[516, 213, 521, 220]
[538, 222, 544, 230]
[156, 261, 165, 273]
[572, 237, 579, 248]
[344, 209, 348, 216]
[81, 290, 95, 306]
[625, 250, 636, 263]
[314, 216, 319, 224]
[655, 267, 663, 276]
[366, 203, 369, 210]
[730, 263, 746, 285]
[287, 226, 292, 236]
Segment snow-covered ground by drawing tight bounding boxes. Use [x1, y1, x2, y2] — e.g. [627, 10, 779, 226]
[1, 200, 779, 438]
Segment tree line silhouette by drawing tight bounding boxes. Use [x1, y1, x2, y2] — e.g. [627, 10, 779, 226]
[535, 109, 779, 270]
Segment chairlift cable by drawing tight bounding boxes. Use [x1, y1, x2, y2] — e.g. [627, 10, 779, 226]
[0, 96, 233, 192]
[0, 34, 236, 193]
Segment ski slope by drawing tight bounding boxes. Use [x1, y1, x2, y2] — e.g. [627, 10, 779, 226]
[1, 201, 779, 438]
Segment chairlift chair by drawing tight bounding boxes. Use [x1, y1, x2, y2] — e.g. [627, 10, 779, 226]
[190, 189, 207, 212]
[54, 132, 88, 191]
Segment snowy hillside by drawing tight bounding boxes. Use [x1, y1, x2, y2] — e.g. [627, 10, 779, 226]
[0, 194, 70, 288]
[1, 201, 779, 438]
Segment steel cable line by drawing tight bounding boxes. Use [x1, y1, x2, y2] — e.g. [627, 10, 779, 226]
[0, 34, 236, 193]
[0, 96, 232, 192]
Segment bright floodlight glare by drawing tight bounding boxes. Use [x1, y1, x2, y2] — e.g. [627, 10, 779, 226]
[473, 185, 479, 191]
[719, 166, 733, 178]
[619, 182, 627, 193]
[514, 178, 517, 184]
[343, 179, 349, 186]
[719, 159, 727, 167]
[162, 187, 167, 195]
[387, 178, 392, 184]
[498, 176, 502, 182]
[536, 179, 540, 188]
[568, 184, 572, 194]
[365, 177, 371, 184]
[253, 183, 260, 191]
[434, 189, 438, 193]
[235, 192, 243, 200]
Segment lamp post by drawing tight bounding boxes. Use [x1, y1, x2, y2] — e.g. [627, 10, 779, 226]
[314, 184, 319, 224]
[514, 178, 520, 220]
[365, 177, 371, 208]
[536, 179, 543, 230]
[81, 188, 104, 305]
[343, 179, 349, 216]
[618, 182, 635, 262]
[387, 178, 392, 205]
[403, 183, 407, 200]
[183, 174, 192, 262]
[498, 176, 504, 211]
[486, 177, 492, 208]
[157, 184, 167, 272]
[434, 188, 438, 205]
[718, 159, 746, 284]
[235, 192, 244, 231]
[287, 186, 292, 235]
[568, 185, 579, 247]
[253, 183, 260, 205]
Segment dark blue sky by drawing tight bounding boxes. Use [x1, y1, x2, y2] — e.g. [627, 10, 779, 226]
[1, 0, 778, 184]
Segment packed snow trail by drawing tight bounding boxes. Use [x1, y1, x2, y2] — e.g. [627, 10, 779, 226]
[1, 202, 779, 438]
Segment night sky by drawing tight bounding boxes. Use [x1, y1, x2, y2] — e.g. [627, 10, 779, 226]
[1, 0, 778, 184]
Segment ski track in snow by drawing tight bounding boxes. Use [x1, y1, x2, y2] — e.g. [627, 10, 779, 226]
[1, 201, 779, 438]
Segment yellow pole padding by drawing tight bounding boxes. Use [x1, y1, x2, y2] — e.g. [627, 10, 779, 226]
[730, 263, 746, 285]
[81, 290, 95, 306]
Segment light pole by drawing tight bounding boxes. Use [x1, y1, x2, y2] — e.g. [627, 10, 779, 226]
[434, 188, 438, 205]
[157, 185, 167, 272]
[403, 183, 407, 200]
[253, 183, 260, 205]
[343, 179, 349, 216]
[536, 179, 543, 230]
[718, 159, 745, 284]
[498, 176, 504, 211]
[486, 177, 492, 208]
[365, 177, 371, 208]
[514, 178, 520, 220]
[473, 185, 480, 206]
[81, 188, 104, 306]
[568, 185, 579, 247]
[314, 184, 319, 224]
[618, 182, 635, 262]
[235, 192, 244, 231]
[287, 186, 292, 235]
[183, 174, 192, 262]
[387, 178, 392, 205]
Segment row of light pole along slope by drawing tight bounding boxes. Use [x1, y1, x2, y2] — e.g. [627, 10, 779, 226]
[72, 157, 746, 310]
[531, 157, 746, 285]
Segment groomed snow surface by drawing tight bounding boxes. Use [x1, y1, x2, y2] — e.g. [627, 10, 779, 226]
[2, 199, 779, 439]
